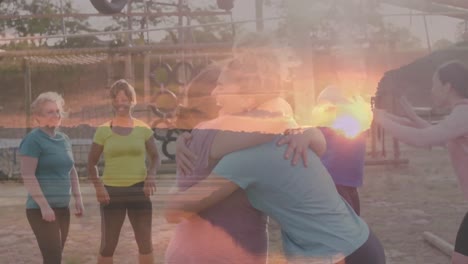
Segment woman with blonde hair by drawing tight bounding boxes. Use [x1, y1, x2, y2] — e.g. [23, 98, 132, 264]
[166, 41, 385, 263]
[19, 92, 84, 264]
[88, 80, 160, 264]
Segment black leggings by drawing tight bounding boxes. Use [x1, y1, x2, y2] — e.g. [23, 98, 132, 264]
[343, 229, 386, 264]
[455, 211, 468, 256]
[26, 207, 70, 264]
[100, 182, 153, 257]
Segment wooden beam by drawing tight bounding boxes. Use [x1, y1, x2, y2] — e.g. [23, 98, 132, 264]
[382, 0, 468, 20]
[0, 43, 233, 58]
[423, 231, 453, 257]
[364, 158, 409, 166]
[0, 10, 230, 20]
[431, 0, 468, 11]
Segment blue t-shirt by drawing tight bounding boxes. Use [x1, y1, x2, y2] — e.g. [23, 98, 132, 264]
[19, 128, 74, 209]
[319, 127, 367, 187]
[213, 139, 369, 261]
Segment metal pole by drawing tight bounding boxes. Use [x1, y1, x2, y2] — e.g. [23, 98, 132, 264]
[59, 0, 67, 44]
[125, 1, 134, 84]
[143, 53, 151, 123]
[23, 59, 32, 133]
[423, 15, 432, 52]
[145, 1, 151, 44]
[143, 53, 151, 103]
[106, 54, 114, 88]
[178, 0, 185, 44]
[0, 16, 285, 42]
[255, 0, 264, 32]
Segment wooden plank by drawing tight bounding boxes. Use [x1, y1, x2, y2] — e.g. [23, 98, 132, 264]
[364, 158, 409, 166]
[432, 0, 468, 10]
[423, 231, 454, 257]
[0, 43, 233, 58]
[382, 0, 468, 20]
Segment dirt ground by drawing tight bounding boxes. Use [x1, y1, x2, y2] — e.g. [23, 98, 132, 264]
[0, 144, 467, 264]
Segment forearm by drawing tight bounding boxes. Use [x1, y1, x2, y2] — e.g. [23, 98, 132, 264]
[70, 167, 82, 200]
[164, 203, 197, 223]
[211, 132, 277, 159]
[22, 175, 50, 208]
[378, 115, 435, 147]
[303, 127, 327, 156]
[165, 177, 238, 222]
[164, 191, 205, 223]
[384, 112, 415, 127]
[87, 164, 103, 188]
[147, 152, 160, 176]
[408, 113, 432, 129]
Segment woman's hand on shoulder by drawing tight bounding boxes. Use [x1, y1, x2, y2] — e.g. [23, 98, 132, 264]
[277, 127, 327, 167]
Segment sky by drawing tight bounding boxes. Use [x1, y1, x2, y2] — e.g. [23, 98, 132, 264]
[72, 0, 461, 47]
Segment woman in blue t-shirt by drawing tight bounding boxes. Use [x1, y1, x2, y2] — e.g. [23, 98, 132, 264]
[19, 92, 84, 264]
[165, 50, 385, 263]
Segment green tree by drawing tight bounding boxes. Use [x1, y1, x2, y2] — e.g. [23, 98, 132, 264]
[267, 0, 422, 52]
[105, 1, 234, 45]
[102, 1, 168, 45]
[0, 0, 92, 48]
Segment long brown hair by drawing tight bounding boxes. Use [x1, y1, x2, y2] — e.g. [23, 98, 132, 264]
[436, 61, 468, 98]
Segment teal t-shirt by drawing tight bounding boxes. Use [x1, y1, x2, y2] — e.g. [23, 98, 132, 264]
[19, 128, 74, 209]
[212, 139, 369, 262]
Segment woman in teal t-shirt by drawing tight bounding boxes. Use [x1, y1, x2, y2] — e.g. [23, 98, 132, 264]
[165, 51, 385, 263]
[19, 92, 84, 264]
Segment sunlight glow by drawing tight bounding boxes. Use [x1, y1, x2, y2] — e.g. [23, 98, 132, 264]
[311, 95, 373, 139]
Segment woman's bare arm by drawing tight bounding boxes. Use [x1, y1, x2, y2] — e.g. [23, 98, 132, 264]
[209, 116, 296, 160]
[144, 137, 160, 196]
[210, 131, 278, 160]
[383, 112, 417, 127]
[87, 143, 109, 204]
[20, 156, 50, 209]
[70, 166, 84, 217]
[374, 106, 468, 147]
[398, 97, 432, 129]
[87, 143, 103, 186]
[164, 174, 238, 223]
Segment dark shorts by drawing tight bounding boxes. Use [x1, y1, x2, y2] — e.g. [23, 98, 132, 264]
[344, 229, 386, 264]
[455, 211, 468, 256]
[100, 182, 153, 257]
